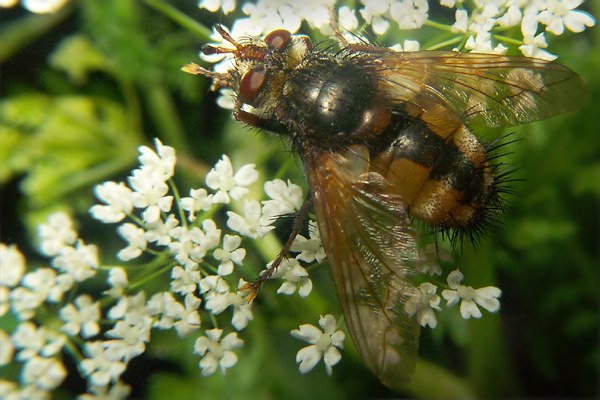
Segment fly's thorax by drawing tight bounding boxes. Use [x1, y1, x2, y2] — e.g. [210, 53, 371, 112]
[279, 56, 392, 148]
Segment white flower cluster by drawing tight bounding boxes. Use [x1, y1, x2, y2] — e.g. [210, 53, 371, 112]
[0, 138, 328, 397]
[196, 0, 594, 108]
[291, 314, 345, 375]
[404, 269, 502, 329]
[197, 0, 595, 91]
[0, 0, 68, 13]
[446, 0, 595, 59]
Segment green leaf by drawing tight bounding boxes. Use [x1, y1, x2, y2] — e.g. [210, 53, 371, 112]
[49, 34, 111, 84]
[0, 94, 141, 208]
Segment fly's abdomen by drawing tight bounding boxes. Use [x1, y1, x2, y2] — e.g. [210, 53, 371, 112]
[373, 106, 496, 231]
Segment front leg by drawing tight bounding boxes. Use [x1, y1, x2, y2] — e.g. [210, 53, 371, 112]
[241, 197, 314, 301]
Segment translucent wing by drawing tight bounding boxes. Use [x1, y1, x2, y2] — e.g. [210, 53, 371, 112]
[369, 50, 585, 128]
[304, 144, 427, 388]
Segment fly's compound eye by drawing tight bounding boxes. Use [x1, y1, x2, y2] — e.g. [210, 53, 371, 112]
[239, 69, 267, 105]
[264, 29, 291, 50]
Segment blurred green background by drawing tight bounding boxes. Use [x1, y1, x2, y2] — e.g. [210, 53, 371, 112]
[1, 1, 598, 399]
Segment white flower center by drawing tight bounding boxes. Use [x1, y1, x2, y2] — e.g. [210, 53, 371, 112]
[315, 334, 331, 351]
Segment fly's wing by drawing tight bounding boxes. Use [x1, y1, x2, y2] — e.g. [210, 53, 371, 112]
[369, 50, 585, 128]
[305, 144, 429, 389]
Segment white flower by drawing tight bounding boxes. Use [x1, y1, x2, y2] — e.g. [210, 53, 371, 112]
[78, 380, 131, 400]
[227, 200, 272, 239]
[90, 182, 133, 224]
[390, 0, 429, 30]
[261, 179, 304, 226]
[0, 382, 50, 400]
[12, 322, 66, 360]
[519, 32, 556, 60]
[52, 240, 98, 281]
[80, 341, 127, 387]
[21, 355, 67, 390]
[170, 265, 200, 295]
[144, 214, 178, 245]
[404, 282, 441, 328]
[205, 155, 258, 204]
[105, 267, 128, 298]
[440, 0, 457, 7]
[416, 244, 445, 275]
[59, 295, 101, 338]
[338, 6, 359, 31]
[180, 188, 212, 222]
[465, 31, 507, 54]
[107, 292, 147, 322]
[128, 167, 173, 223]
[298, 2, 335, 33]
[199, 275, 231, 314]
[228, 280, 253, 330]
[37, 212, 77, 256]
[291, 314, 344, 375]
[0, 380, 19, 399]
[212, 234, 246, 276]
[20, 0, 68, 14]
[0, 287, 7, 317]
[168, 222, 221, 268]
[146, 291, 200, 336]
[271, 258, 313, 297]
[199, 275, 230, 300]
[116, 223, 147, 261]
[198, 0, 236, 14]
[360, 0, 392, 34]
[452, 8, 469, 32]
[137, 138, 176, 180]
[237, 1, 309, 34]
[290, 221, 326, 264]
[104, 314, 152, 362]
[9, 286, 43, 320]
[441, 269, 502, 319]
[215, 88, 237, 110]
[390, 39, 421, 52]
[0, 329, 15, 366]
[194, 329, 243, 376]
[198, 277, 252, 329]
[520, 12, 556, 60]
[538, 0, 596, 35]
[0, 244, 25, 288]
[497, 4, 523, 27]
[172, 293, 202, 336]
[21, 268, 74, 303]
[146, 292, 179, 330]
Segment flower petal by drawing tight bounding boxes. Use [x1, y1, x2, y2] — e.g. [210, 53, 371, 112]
[296, 345, 321, 373]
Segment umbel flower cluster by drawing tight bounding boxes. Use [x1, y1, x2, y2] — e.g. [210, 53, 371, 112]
[199, 0, 595, 107]
[1, 139, 501, 398]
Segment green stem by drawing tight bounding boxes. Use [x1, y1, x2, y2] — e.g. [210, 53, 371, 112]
[493, 34, 522, 46]
[115, 74, 144, 138]
[128, 258, 175, 291]
[168, 179, 187, 228]
[424, 19, 455, 33]
[144, 0, 212, 40]
[143, 83, 190, 154]
[426, 35, 464, 50]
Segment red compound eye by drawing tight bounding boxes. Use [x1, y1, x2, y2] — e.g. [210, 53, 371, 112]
[239, 69, 267, 105]
[264, 29, 291, 50]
